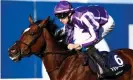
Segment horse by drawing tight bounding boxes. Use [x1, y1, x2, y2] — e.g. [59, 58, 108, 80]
[8, 16, 133, 80]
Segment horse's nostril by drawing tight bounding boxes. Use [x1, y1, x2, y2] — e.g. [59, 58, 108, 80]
[11, 49, 16, 53]
[9, 48, 17, 54]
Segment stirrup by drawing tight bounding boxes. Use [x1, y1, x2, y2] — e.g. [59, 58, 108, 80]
[82, 53, 89, 66]
[82, 61, 88, 66]
[82, 58, 89, 66]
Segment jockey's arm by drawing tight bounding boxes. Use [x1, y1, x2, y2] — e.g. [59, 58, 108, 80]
[80, 12, 100, 48]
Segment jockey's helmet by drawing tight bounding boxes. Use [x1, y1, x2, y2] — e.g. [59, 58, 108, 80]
[54, 1, 73, 19]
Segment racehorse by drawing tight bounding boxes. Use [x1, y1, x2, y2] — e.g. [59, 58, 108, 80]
[8, 16, 133, 80]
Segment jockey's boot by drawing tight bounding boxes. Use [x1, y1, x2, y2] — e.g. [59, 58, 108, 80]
[82, 54, 89, 66]
[87, 47, 109, 75]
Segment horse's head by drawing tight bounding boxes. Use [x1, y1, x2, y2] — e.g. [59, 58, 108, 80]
[8, 16, 50, 62]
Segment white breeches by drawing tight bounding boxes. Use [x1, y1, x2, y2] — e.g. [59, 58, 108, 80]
[95, 15, 115, 51]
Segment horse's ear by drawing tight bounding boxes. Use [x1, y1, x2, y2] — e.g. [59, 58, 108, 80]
[39, 16, 50, 28]
[29, 15, 33, 24]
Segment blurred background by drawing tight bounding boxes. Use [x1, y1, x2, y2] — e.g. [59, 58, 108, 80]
[1, 0, 133, 80]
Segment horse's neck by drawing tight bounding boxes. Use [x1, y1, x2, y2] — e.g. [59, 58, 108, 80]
[42, 28, 66, 78]
[43, 28, 62, 52]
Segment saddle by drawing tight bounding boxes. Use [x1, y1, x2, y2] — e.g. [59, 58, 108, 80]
[81, 51, 131, 79]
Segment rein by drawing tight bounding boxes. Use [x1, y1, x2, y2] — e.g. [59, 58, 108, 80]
[44, 50, 76, 55]
[35, 49, 77, 58]
[36, 50, 77, 75]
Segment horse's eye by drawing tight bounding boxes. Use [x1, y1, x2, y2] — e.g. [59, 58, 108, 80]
[30, 32, 35, 35]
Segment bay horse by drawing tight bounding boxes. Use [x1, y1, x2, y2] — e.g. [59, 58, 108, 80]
[8, 16, 133, 80]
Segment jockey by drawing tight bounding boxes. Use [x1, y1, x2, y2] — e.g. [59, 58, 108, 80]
[54, 0, 128, 79]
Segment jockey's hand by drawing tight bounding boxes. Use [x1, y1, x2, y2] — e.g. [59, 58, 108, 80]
[67, 44, 82, 50]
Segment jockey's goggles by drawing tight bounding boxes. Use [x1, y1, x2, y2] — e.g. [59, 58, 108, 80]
[55, 12, 69, 19]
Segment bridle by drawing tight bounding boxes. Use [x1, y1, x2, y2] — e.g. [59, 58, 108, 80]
[15, 23, 77, 75]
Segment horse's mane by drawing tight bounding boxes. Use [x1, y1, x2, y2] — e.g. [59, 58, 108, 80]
[35, 19, 58, 36]
[35, 19, 56, 35]
[35, 19, 67, 49]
